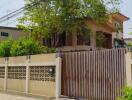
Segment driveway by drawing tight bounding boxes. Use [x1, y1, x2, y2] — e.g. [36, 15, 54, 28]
[0, 93, 44, 100]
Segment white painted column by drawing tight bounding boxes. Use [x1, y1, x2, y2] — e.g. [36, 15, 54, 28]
[56, 54, 62, 98]
[25, 56, 30, 94]
[4, 58, 8, 91]
[126, 52, 132, 86]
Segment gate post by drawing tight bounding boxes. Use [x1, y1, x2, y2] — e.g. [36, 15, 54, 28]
[125, 52, 132, 86]
[56, 53, 62, 99]
[25, 55, 30, 94]
[4, 57, 8, 91]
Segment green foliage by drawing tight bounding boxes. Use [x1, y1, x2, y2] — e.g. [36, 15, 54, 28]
[10, 37, 44, 56]
[96, 33, 105, 48]
[18, 0, 121, 40]
[0, 39, 13, 57]
[0, 38, 56, 57]
[127, 42, 132, 47]
[117, 86, 132, 100]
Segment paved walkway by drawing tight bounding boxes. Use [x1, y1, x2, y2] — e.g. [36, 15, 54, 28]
[0, 93, 44, 100]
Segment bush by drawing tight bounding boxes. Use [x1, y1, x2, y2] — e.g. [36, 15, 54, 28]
[10, 37, 44, 56]
[0, 37, 56, 57]
[0, 39, 13, 57]
[117, 86, 132, 100]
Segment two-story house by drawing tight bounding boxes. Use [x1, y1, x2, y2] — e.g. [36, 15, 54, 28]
[43, 13, 129, 51]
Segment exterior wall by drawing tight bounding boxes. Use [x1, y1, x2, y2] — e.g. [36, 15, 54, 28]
[86, 20, 114, 48]
[0, 54, 57, 98]
[0, 78, 4, 90]
[126, 52, 132, 86]
[7, 79, 26, 92]
[29, 81, 55, 97]
[0, 28, 28, 41]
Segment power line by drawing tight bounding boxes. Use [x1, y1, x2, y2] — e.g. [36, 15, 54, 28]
[0, 9, 24, 23]
[0, 0, 43, 24]
[0, 7, 24, 20]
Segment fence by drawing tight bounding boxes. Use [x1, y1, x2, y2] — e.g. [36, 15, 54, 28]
[0, 48, 130, 100]
[61, 48, 126, 100]
[0, 53, 61, 99]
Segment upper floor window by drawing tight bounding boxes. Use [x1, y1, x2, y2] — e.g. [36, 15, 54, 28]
[1, 32, 9, 37]
[114, 21, 123, 32]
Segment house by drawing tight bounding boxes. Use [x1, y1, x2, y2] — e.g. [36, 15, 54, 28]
[0, 26, 28, 40]
[124, 38, 132, 45]
[43, 13, 129, 51]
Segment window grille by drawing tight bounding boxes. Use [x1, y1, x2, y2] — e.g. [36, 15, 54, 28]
[8, 66, 26, 79]
[0, 67, 5, 78]
[30, 66, 55, 82]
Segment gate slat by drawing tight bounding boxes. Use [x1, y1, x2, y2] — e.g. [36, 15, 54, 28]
[61, 48, 126, 100]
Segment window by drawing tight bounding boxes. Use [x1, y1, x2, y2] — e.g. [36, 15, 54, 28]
[1, 32, 9, 37]
[114, 21, 123, 32]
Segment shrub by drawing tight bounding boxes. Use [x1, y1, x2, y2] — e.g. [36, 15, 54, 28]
[0, 39, 13, 57]
[10, 37, 44, 56]
[117, 86, 132, 100]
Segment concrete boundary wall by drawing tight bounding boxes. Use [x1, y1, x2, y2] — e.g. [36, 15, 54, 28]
[126, 52, 132, 86]
[0, 53, 62, 99]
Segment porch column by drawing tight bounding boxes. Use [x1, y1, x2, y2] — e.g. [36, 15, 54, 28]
[90, 31, 96, 48]
[72, 33, 77, 47]
[56, 53, 62, 98]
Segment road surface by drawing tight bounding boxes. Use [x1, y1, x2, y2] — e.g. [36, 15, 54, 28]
[0, 93, 44, 100]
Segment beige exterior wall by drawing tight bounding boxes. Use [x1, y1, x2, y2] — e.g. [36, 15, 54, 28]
[0, 54, 57, 98]
[126, 52, 132, 86]
[30, 54, 56, 63]
[0, 78, 4, 90]
[29, 81, 55, 97]
[0, 28, 28, 41]
[7, 79, 26, 92]
[8, 56, 26, 64]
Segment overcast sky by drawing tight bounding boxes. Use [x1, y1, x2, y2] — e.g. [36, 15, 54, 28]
[0, 0, 132, 38]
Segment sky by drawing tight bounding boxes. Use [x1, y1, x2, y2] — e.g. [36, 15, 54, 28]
[120, 0, 132, 38]
[0, 0, 132, 38]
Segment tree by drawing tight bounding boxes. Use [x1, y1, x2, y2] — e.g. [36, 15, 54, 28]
[18, 0, 121, 46]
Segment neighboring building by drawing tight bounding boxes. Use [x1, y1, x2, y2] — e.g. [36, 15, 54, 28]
[124, 38, 132, 45]
[43, 13, 129, 51]
[0, 26, 28, 40]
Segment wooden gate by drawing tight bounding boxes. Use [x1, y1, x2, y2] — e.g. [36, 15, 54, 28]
[61, 49, 126, 100]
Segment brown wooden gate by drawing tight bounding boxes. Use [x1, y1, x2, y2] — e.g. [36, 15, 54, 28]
[61, 49, 126, 100]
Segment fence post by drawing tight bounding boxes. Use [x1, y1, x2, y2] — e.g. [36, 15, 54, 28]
[125, 52, 132, 86]
[56, 53, 62, 99]
[25, 56, 30, 94]
[4, 57, 8, 91]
